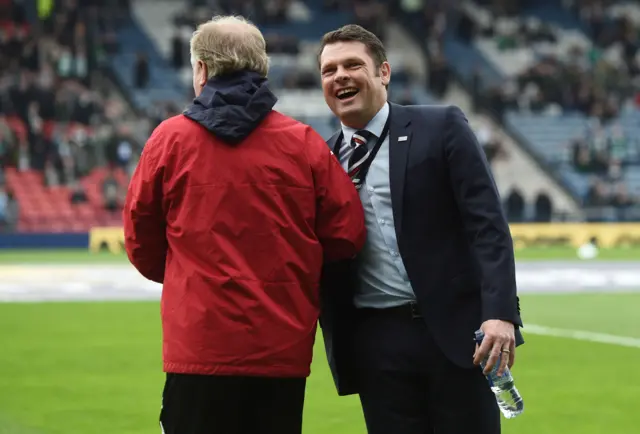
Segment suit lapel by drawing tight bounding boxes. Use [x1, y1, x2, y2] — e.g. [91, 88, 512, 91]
[388, 103, 412, 243]
[326, 131, 342, 153]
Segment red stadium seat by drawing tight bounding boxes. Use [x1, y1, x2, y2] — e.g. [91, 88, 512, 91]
[5, 116, 27, 143]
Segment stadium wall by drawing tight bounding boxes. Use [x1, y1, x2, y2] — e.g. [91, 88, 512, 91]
[1, 224, 639, 251]
[509, 223, 640, 249]
[0, 233, 90, 249]
[0, 227, 123, 251]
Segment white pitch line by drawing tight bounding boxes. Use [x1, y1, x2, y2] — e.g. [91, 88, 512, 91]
[525, 324, 640, 348]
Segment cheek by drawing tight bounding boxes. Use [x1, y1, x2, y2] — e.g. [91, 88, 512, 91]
[360, 80, 377, 99]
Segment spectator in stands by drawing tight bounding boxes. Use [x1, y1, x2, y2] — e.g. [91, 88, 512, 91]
[611, 182, 635, 220]
[123, 15, 366, 434]
[0, 119, 14, 167]
[134, 52, 149, 88]
[585, 178, 609, 207]
[573, 138, 594, 172]
[7, 190, 17, 231]
[43, 159, 60, 186]
[0, 0, 145, 231]
[352, 1, 388, 42]
[170, 26, 185, 69]
[102, 167, 120, 211]
[608, 123, 628, 161]
[476, 123, 507, 165]
[427, 51, 452, 98]
[69, 181, 87, 204]
[317, 24, 522, 434]
[0, 187, 17, 232]
[263, 0, 290, 24]
[105, 125, 134, 169]
[0, 186, 7, 224]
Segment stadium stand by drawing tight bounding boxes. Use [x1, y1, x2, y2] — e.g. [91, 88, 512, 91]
[0, 0, 638, 235]
[414, 0, 640, 221]
[0, 0, 151, 233]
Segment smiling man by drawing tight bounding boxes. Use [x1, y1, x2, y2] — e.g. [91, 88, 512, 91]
[316, 24, 524, 434]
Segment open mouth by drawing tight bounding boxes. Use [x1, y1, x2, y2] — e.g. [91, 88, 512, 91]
[336, 87, 359, 100]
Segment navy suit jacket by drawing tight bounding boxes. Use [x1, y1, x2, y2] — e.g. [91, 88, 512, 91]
[319, 103, 524, 396]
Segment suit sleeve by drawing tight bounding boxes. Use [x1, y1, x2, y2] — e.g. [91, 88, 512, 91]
[305, 127, 366, 262]
[442, 106, 522, 326]
[122, 128, 168, 284]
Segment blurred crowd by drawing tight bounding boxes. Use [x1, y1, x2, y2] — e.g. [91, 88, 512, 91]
[169, 0, 405, 92]
[0, 0, 165, 232]
[2, 0, 639, 231]
[464, 0, 638, 122]
[565, 0, 640, 217]
[0, 0, 512, 232]
[452, 0, 640, 218]
[571, 120, 638, 219]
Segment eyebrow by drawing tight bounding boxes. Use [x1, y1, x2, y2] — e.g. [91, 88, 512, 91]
[321, 57, 364, 70]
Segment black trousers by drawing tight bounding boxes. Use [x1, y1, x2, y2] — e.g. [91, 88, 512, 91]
[354, 303, 501, 434]
[159, 373, 306, 434]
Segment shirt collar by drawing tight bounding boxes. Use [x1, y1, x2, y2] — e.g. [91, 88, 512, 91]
[340, 102, 389, 144]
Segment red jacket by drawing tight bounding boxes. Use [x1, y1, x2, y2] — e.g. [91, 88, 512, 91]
[123, 71, 365, 378]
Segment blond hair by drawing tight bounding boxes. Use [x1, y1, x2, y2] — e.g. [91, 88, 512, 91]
[190, 15, 269, 78]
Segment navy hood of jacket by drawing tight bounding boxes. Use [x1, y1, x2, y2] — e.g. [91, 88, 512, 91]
[183, 70, 278, 145]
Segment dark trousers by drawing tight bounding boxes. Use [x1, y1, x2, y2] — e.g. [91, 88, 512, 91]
[354, 303, 501, 434]
[159, 373, 306, 434]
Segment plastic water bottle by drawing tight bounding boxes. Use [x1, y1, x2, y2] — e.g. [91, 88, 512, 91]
[474, 330, 524, 419]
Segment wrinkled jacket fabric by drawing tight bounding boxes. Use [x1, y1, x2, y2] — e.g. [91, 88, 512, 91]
[123, 71, 366, 377]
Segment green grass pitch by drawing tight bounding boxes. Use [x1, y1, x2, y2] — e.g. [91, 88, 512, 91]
[0, 249, 639, 433]
[2, 245, 640, 263]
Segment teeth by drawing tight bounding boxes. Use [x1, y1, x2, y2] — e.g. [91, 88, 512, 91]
[337, 88, 357, 97]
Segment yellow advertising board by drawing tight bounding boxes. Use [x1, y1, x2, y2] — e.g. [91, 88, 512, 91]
[509, 223, 640, 249]
[89, 223, 640, 254]
[89, 226, 125, 254]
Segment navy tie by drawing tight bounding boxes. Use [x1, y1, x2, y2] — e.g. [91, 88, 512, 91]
[342, 130, 373, 188]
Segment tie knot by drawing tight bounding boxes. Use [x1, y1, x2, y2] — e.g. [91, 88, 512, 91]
[351, 130, 372, 148]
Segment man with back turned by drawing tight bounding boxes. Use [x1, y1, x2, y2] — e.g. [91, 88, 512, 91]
[317, 24, 524, 434]
[123, 16, 366, 434]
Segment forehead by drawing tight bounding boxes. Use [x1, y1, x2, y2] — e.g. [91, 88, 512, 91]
[320, 41, 374, 67]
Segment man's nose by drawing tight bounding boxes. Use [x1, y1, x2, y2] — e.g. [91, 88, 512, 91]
[334, 67, 350, 83]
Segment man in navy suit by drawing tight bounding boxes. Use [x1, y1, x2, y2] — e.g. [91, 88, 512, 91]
[317, 24, 524, 434]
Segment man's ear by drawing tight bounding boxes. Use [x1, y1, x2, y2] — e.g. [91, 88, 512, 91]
[199, 60, 208, 86]
[380, 61, 391, 87]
